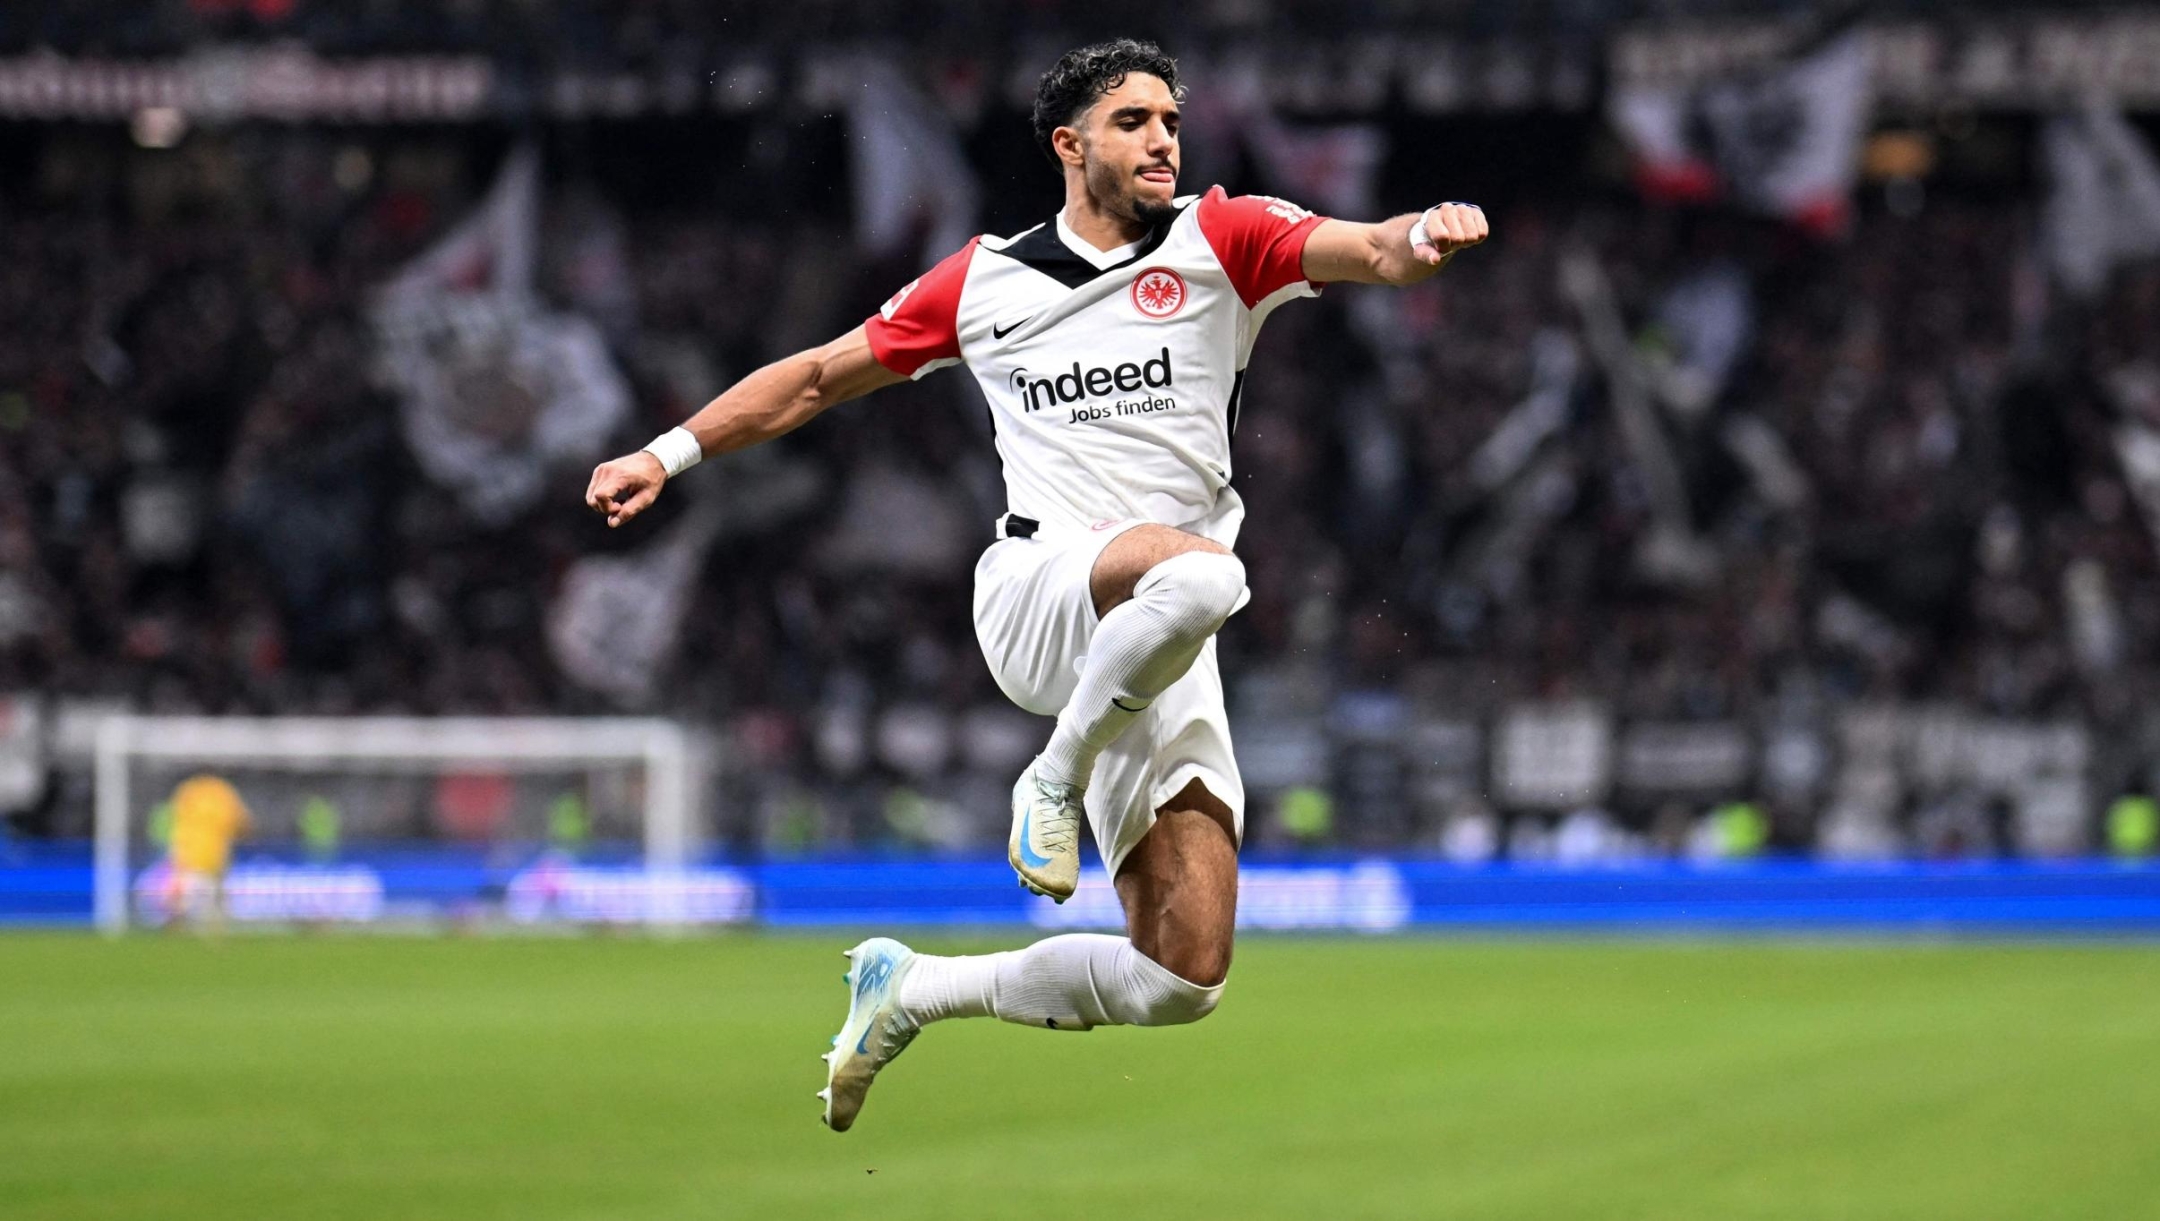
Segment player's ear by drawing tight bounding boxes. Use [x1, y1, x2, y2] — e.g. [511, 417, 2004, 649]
[1052, 124, 1086, 171]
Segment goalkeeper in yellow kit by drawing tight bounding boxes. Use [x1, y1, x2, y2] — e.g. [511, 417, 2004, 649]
[165, 774, 251, 933]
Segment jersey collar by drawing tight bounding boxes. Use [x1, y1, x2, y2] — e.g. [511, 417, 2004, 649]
[1055, 209, 1148, 269]
[995, 203, 1187, 291]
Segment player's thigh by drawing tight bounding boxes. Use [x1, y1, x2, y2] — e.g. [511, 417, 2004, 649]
[972, 537, 1100, 715]
[1115, 778, 1238, 987]
[1090, 524, 1232, 618]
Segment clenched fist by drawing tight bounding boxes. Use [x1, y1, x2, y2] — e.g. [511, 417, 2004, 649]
[585, 452, 667, 528]
[1412, 202, 1488, 265]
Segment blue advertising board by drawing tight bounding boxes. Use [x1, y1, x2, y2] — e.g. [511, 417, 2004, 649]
[3, 842, 2158, 932]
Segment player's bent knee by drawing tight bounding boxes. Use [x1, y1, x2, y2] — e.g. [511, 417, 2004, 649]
[1125, 940, 1229, 1023]
[1145, 551, 1247, 639]
[1159, 986, 1221, 1026]
[1145, 970, 1224, 1026]
[1138, 934, 1231, 990]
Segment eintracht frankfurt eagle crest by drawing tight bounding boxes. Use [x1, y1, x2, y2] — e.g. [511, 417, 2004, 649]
[1130, 267, 1187, 318]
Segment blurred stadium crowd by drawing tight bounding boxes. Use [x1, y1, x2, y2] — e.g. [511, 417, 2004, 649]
[0, 0, 2081, 60]
[4, 5, 2160, 863]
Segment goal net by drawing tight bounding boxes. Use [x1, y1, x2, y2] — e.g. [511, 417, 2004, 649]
[91, 716, 739, 934]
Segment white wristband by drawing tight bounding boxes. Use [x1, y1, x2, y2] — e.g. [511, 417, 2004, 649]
[640, 427, 703, 479]
[1408, 206, 1437, 251]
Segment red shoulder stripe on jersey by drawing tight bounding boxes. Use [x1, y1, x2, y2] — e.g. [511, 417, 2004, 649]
[1194, 186, 1328, 309]
[865, 237, 979, 377]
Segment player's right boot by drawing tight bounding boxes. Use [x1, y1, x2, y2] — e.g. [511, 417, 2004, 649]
[820, 937, 920, 1133]
[1009, 759, 1084, 903]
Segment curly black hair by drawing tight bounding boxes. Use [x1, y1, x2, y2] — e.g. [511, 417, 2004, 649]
[1030, 39, 1182, 165]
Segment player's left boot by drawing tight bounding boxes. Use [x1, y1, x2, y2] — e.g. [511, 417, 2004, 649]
[1009, 759, 1084, 902]
[819, 937, 921, 1132]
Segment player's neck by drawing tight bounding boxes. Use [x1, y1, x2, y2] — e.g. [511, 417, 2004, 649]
[1059, 192, 1149, 253]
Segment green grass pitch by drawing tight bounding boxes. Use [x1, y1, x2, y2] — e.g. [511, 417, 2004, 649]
[3, 932, 2157, 1220]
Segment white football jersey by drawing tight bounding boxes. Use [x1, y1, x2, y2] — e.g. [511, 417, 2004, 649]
[865, 186, 1329, 531]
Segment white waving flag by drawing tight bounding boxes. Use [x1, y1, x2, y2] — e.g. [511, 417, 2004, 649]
[1609, 86, 1721, 205]
[1612, 31, 1873, 238]
[1240, 111, 1388, 220]
[370, 146, 631, 525]
[546, 457, 825, 706]
[2044, 104, 2160, 298]
[849, 62, 981, 266]
[547, 508, 723, 708]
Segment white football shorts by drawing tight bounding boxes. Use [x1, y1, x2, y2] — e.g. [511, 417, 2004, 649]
[971, 496, 1248, 877]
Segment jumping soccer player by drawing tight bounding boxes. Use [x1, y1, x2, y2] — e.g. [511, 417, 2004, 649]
[583, 39, 1487, 1131]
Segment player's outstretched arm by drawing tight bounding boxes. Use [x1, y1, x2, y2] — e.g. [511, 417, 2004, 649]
[584, 324, 905, 528]
[1300, 203, 1488, 288]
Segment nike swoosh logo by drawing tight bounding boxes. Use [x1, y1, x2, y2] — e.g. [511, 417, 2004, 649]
[854, 956, 891, 1001]
[1017, 809, 1053, 869]
[993, 317, 1033, 339]
[851, 955, 893, 1054]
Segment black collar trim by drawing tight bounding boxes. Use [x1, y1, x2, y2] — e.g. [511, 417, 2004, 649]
[991, 207, 1186, 291]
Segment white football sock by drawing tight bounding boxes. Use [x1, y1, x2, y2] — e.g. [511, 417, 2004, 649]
[898, 934, 1222, 1030]
[1034, 551, 1246, 789]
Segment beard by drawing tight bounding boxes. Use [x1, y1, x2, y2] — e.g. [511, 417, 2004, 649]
[1132, 196, 1180, 228]
[1086, 154, 1178, 229]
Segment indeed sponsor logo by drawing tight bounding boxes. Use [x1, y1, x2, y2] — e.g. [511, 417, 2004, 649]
[1009, 348, 1174, 414]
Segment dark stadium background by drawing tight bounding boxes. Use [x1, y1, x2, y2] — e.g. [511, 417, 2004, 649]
[2, 6, 2159, 1221]
[6, 1, 2160, 889]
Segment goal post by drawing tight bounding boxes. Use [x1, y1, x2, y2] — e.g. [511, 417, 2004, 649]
[93, 715, 696, 935]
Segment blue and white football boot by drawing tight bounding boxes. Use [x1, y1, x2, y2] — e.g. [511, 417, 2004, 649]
[819, 937, 920, 1132]
[1009, 760, 1083, 903]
